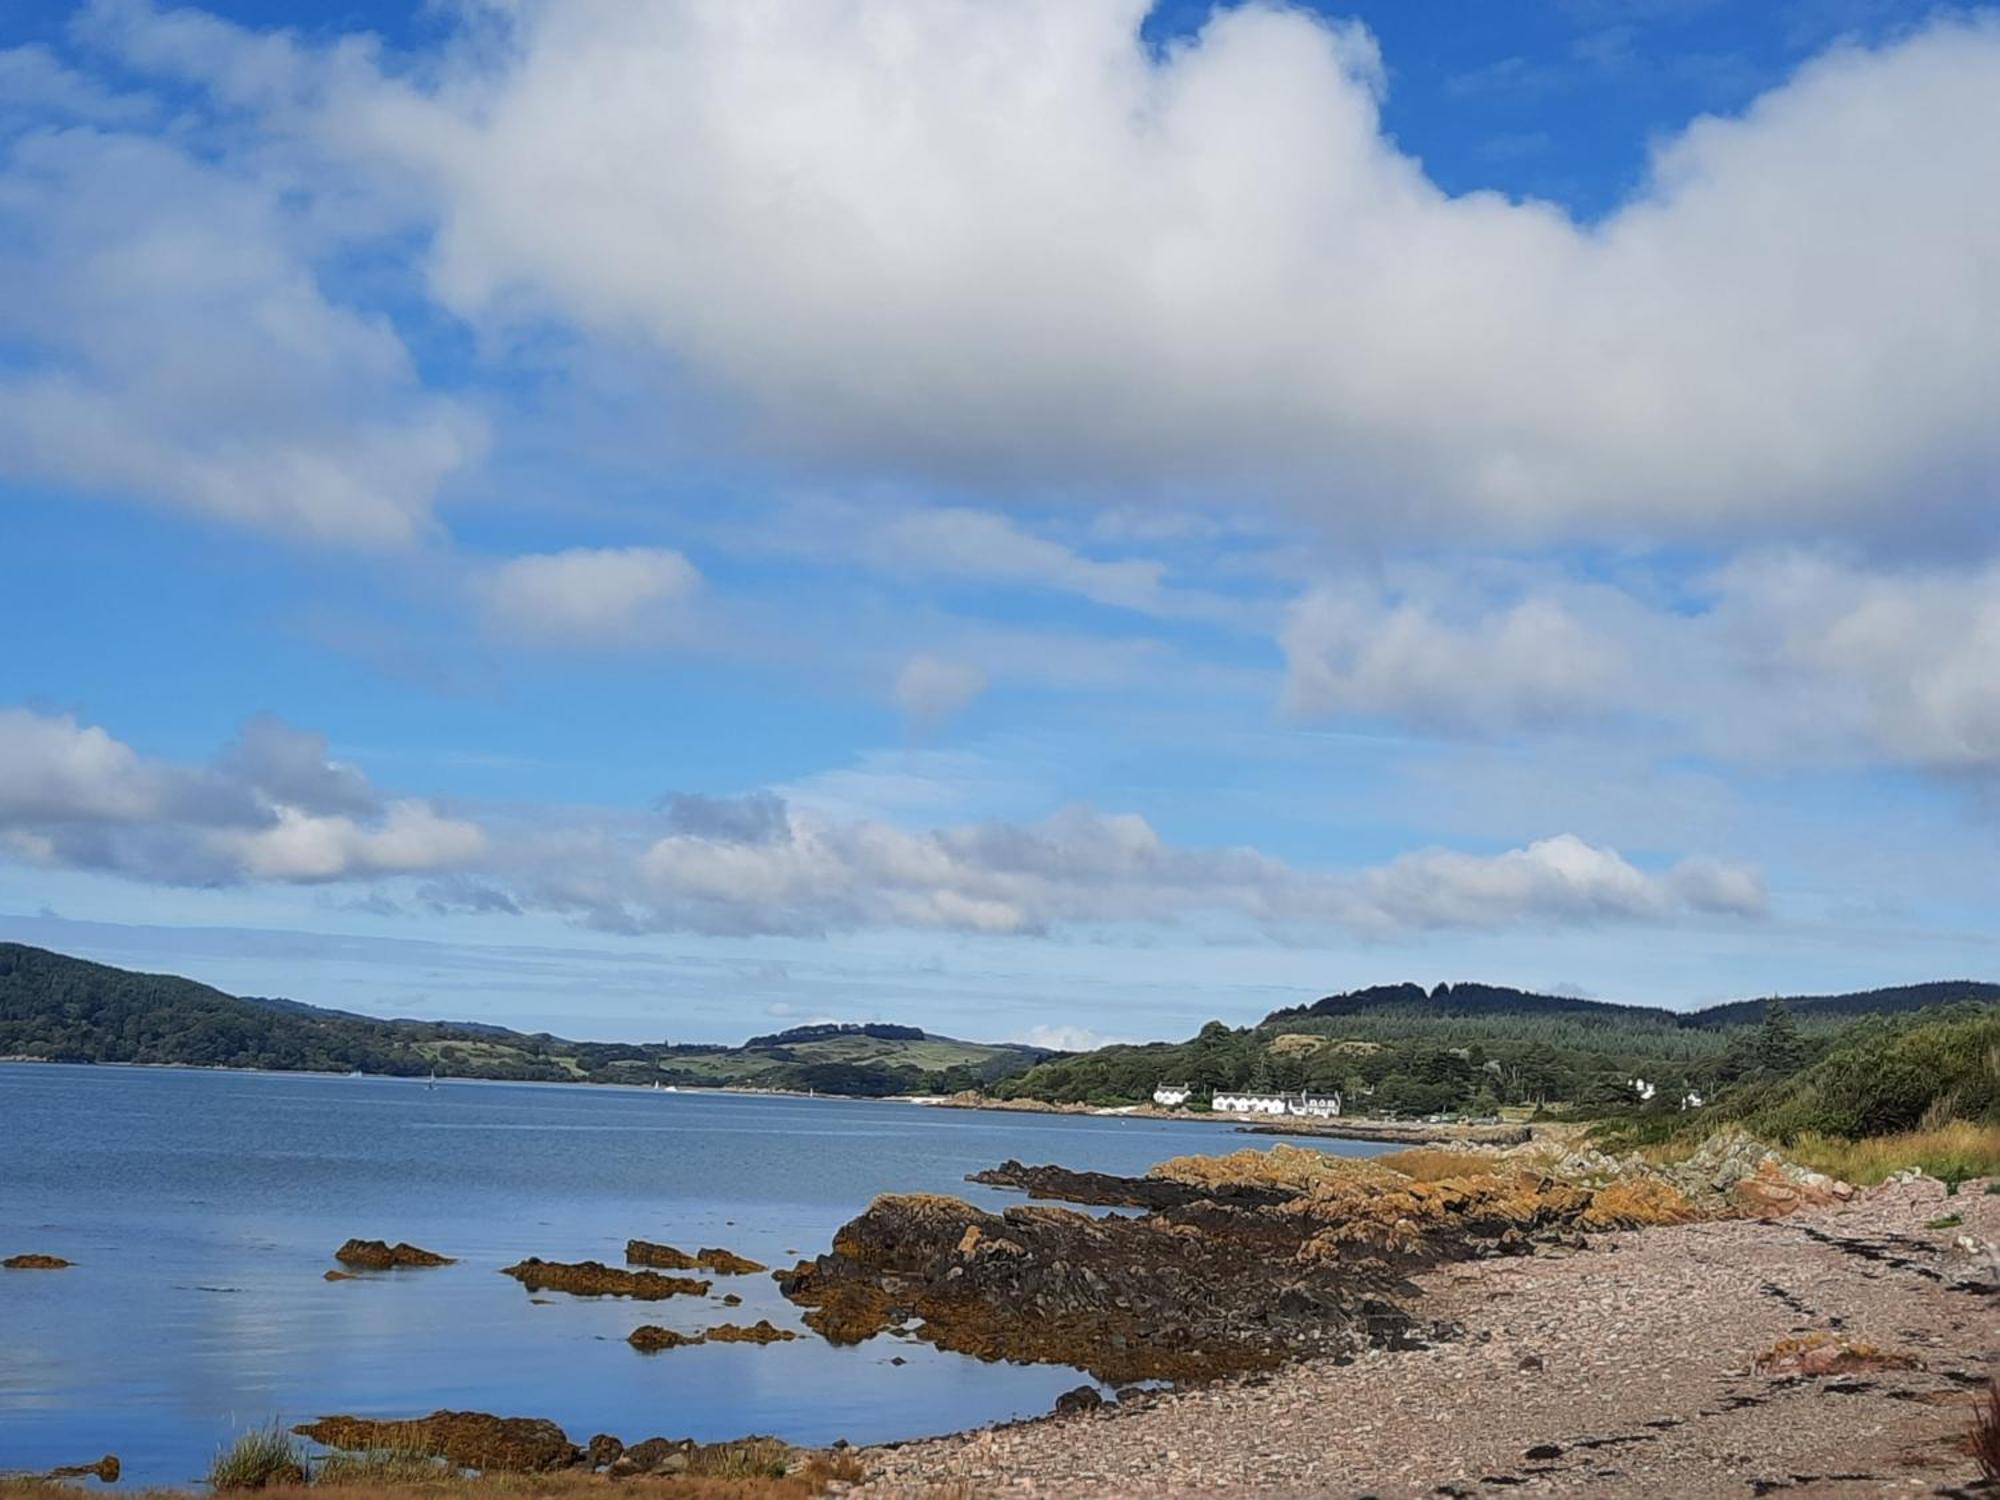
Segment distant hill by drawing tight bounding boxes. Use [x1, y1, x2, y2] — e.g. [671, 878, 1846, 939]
[1266, 978, 2000, 1031]
[0, 943, 1050, 1096]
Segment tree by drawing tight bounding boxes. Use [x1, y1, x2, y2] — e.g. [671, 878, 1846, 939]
[1755, 998, 1807, 1075]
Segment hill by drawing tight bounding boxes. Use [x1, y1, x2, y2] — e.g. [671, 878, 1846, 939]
[996, 977, 2000, 1115]
[0, 943, 1049, 1096]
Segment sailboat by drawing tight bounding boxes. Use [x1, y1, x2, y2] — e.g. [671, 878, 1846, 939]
[425, 1068, 438, 1091]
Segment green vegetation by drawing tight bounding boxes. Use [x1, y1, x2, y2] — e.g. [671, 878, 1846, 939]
[0, 944, 1047, 1097]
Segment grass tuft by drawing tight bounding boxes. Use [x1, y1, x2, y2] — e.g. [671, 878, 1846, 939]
[1972, 1379, 2000, 1484]
[208, 1427, 310, 1491]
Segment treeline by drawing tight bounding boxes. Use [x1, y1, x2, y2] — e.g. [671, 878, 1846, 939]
[995, 979, 2000, 1131]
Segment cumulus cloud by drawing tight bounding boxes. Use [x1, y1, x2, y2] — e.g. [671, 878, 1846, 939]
[477, 546, 701, 643]
[106, 0, 1991, 542]
[895, 654, 988, 734]
[0, 111, 484, 545]
[0, 707, 482, 883]
[0, 704, 1760, 939]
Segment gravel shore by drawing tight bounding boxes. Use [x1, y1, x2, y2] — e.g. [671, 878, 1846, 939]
[848, 1175, 1997, 1498]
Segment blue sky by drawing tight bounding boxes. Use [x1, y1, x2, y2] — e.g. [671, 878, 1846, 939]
[2, 0, 1997, 1046]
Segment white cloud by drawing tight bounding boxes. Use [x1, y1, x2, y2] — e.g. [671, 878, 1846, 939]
[0, 704, 1762, 938]
[140, 0, 1997, 543]
[1278, 554, 2000, 773]
[0, 125, 482, 545]
[478, 546, 701, 643]
[0, 708, 481, 884]
[895, 654, 988, 734]
[1015, 1024, 1135, 1052]
[1281, 589, 1625, 731]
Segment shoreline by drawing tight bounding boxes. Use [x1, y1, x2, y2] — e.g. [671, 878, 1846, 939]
[2, 1060, 1518, 1143]
[847, 1171, 1998, 1497]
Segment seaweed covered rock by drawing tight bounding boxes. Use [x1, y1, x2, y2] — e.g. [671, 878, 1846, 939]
[46, 1455, 119, 1482]
[501, 1258, 709, 1299]
[626, 1239, 699, 1270]
[627, 1325, 702, 1351]
[294, 1412, 580, 1472]
[334, 1239, 454, 1269]
[697, 1247, 768, 1274]
[778, 1191, 1416, 1383]
[3, 1253, 71, 1269]
[704, 1319, 798, 1343]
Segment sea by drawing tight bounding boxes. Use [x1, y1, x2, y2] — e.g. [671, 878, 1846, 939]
[0, 1062, 1387, 1486]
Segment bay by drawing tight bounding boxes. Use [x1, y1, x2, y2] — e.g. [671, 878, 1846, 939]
[0, 1061, 1384, 1486]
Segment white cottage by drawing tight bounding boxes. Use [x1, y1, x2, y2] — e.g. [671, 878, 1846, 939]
[1209, 1088, 1343, 1118]
[1152, 1082, 1193, 1107]
[1210, 1089, 1290, 1115]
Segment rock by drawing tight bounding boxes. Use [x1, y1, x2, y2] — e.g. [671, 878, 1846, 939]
[704, 1319, 798, 1343]
[626, 1238, 699, 1270]
[323, 1269, 357, 1282]
[968, 1160, 1286, 1211]
[697, 1247, 769, 1275]
[3, 1253, 71, 1269]
[613, 1437, 691, 1476]
[610, 1436, 795, 1479]
[46, 1455, 119, 1482]
[628, 1325, 703, 1351]
[1732, 1162, 1841, 1219]
[1053, 1385, 1105, 1417]
[501, 1258, 709, 1299]
[1524, 1443, 1563, 1461]
[294, 1411, 580, 1472]
[1518, 1354, 1545, 1372]
[1753, 1334, 1920, 1378]
[719, 1292, 743, 1306]
[334, 1239, 453, 1269]
[584, 1434, 624, 1470]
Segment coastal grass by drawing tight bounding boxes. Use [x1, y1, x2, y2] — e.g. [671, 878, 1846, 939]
[209, 1428, 310, 1490]
[1973, 1380, 2000, 1483]
[1780, 1121, 2000, 1187]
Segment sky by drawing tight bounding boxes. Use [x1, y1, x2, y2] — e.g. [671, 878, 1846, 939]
[2, 0, 1998, 1047]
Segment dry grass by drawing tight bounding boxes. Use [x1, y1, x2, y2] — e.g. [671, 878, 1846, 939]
[1781, 1121, 2000, 1186]
[210, 1428, 311, 1490]
[1374, 1147, 1501, 1181]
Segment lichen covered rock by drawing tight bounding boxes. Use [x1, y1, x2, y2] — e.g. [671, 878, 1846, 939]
[704, 1319, 798, 1343]
[3, 1253, 71, 1269]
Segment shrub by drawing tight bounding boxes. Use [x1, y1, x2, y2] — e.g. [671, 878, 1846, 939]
[1746, 1007, 1999, 1141]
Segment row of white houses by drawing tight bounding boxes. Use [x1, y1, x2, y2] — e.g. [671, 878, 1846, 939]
[1153, 1083, 1343, 1117]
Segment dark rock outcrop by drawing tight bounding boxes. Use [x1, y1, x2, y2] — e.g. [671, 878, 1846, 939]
[501, 1258, 709, 1299]
[294, 1412, 580, 1472]
[968, 1159, 1289, 1211]
[334, 1239, 453, 1269]
[781, 1148, 1700, 1385]
[3, 1253, 71, 1269]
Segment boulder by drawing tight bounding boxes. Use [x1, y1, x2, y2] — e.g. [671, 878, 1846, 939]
[1754, 1334, 1919, 1378]
[1053, 1386, 1104, 1417]
[584, 1434, 624, 1470]
[3, 1253, 71, 1269]
[294, 1412, 580, 1472]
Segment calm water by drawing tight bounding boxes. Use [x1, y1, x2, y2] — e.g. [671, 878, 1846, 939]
[0, 1063, 1385, 1485]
